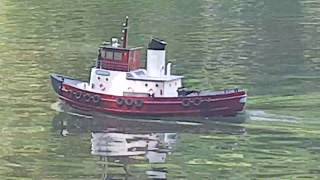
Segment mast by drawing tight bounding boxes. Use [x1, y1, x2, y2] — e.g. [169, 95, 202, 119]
[122, 16, 129, 48]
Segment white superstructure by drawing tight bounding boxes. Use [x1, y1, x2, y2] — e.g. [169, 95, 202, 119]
[87, 67, 183, 97]
[84, 38, 183, 97]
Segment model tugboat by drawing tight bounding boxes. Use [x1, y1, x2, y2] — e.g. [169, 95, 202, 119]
[50, 17, 247, 118]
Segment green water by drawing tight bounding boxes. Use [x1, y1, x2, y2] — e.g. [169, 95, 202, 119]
[0, 0, 320, 179]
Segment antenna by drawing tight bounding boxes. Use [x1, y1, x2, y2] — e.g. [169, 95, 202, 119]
[122, 16, 129, 48]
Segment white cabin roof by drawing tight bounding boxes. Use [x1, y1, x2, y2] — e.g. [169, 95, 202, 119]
[126, 69, 183, 82]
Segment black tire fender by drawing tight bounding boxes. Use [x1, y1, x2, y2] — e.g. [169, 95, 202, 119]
[134, 99, 144, 108]
[116, 98, 125, 106]
[192, 98, 202, 106]
[92, 95, 101, 105]
[181, 99, 191, 107]
[73, 91, 82, 100]
[83, 93, 91, 102]
[124, 99, 134, 107]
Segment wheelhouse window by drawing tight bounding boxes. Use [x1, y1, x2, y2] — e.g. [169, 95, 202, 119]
[114, 52, 122, 61]
[100, 50, 106, 59]
[106, 51, 113, 59]
[99, 47, 132, 71]
[102, 50, 123, 61]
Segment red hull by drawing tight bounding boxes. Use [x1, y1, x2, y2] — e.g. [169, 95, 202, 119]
[54, 84, 246, 118]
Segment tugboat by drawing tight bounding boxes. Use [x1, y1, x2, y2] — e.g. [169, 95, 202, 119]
[50, 17, 247, 118]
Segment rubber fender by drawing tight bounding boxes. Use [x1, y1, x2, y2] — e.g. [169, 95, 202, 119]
[134, 99, 144, 108]
[116, 98, 125, 106]
[192, 98, 202, 106]
[92, 95, 101, 105]
[181, 99, 191, 107]
[83, 93, 91, 103]
[124, 99, 134, 107]
[73, 91, 82, 100]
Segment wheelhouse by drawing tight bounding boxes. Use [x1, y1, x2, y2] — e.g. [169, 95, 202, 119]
[98, 45, 142, 72]
[96, 16, 142, 72]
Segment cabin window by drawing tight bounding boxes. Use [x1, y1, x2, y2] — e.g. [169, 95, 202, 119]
[106, 51, 113, 59]
[104, 50, 123, 61]
[145, 83, 148, 87]
[105, 78, 109, 81]
[155, 84, 159, 87]
[114, 52, 122, 61]
[100, 50, 106, 58]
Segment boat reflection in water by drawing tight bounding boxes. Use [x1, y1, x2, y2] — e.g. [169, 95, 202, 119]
[92, 132, 176, 179]
[52, 111, 247, 179]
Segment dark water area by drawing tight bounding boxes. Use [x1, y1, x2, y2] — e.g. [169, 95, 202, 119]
[0, 0, 320, 179]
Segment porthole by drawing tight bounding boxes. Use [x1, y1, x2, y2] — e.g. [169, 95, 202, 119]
[155, 84, 159, 87]
[105, 78, 109, 81]
[145, 83, 148, 87]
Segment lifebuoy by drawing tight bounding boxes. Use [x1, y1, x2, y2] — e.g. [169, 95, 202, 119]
[73, 91, 82, 100]
[192, 98, 202, 106]
[92, 95, 101, 105]
[83, 93, 91, 103]
[134, 99, 144, 108]
[181, 99, 191, 107]
[124, 99, 134, 107]
[116, 98, 125, 106]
